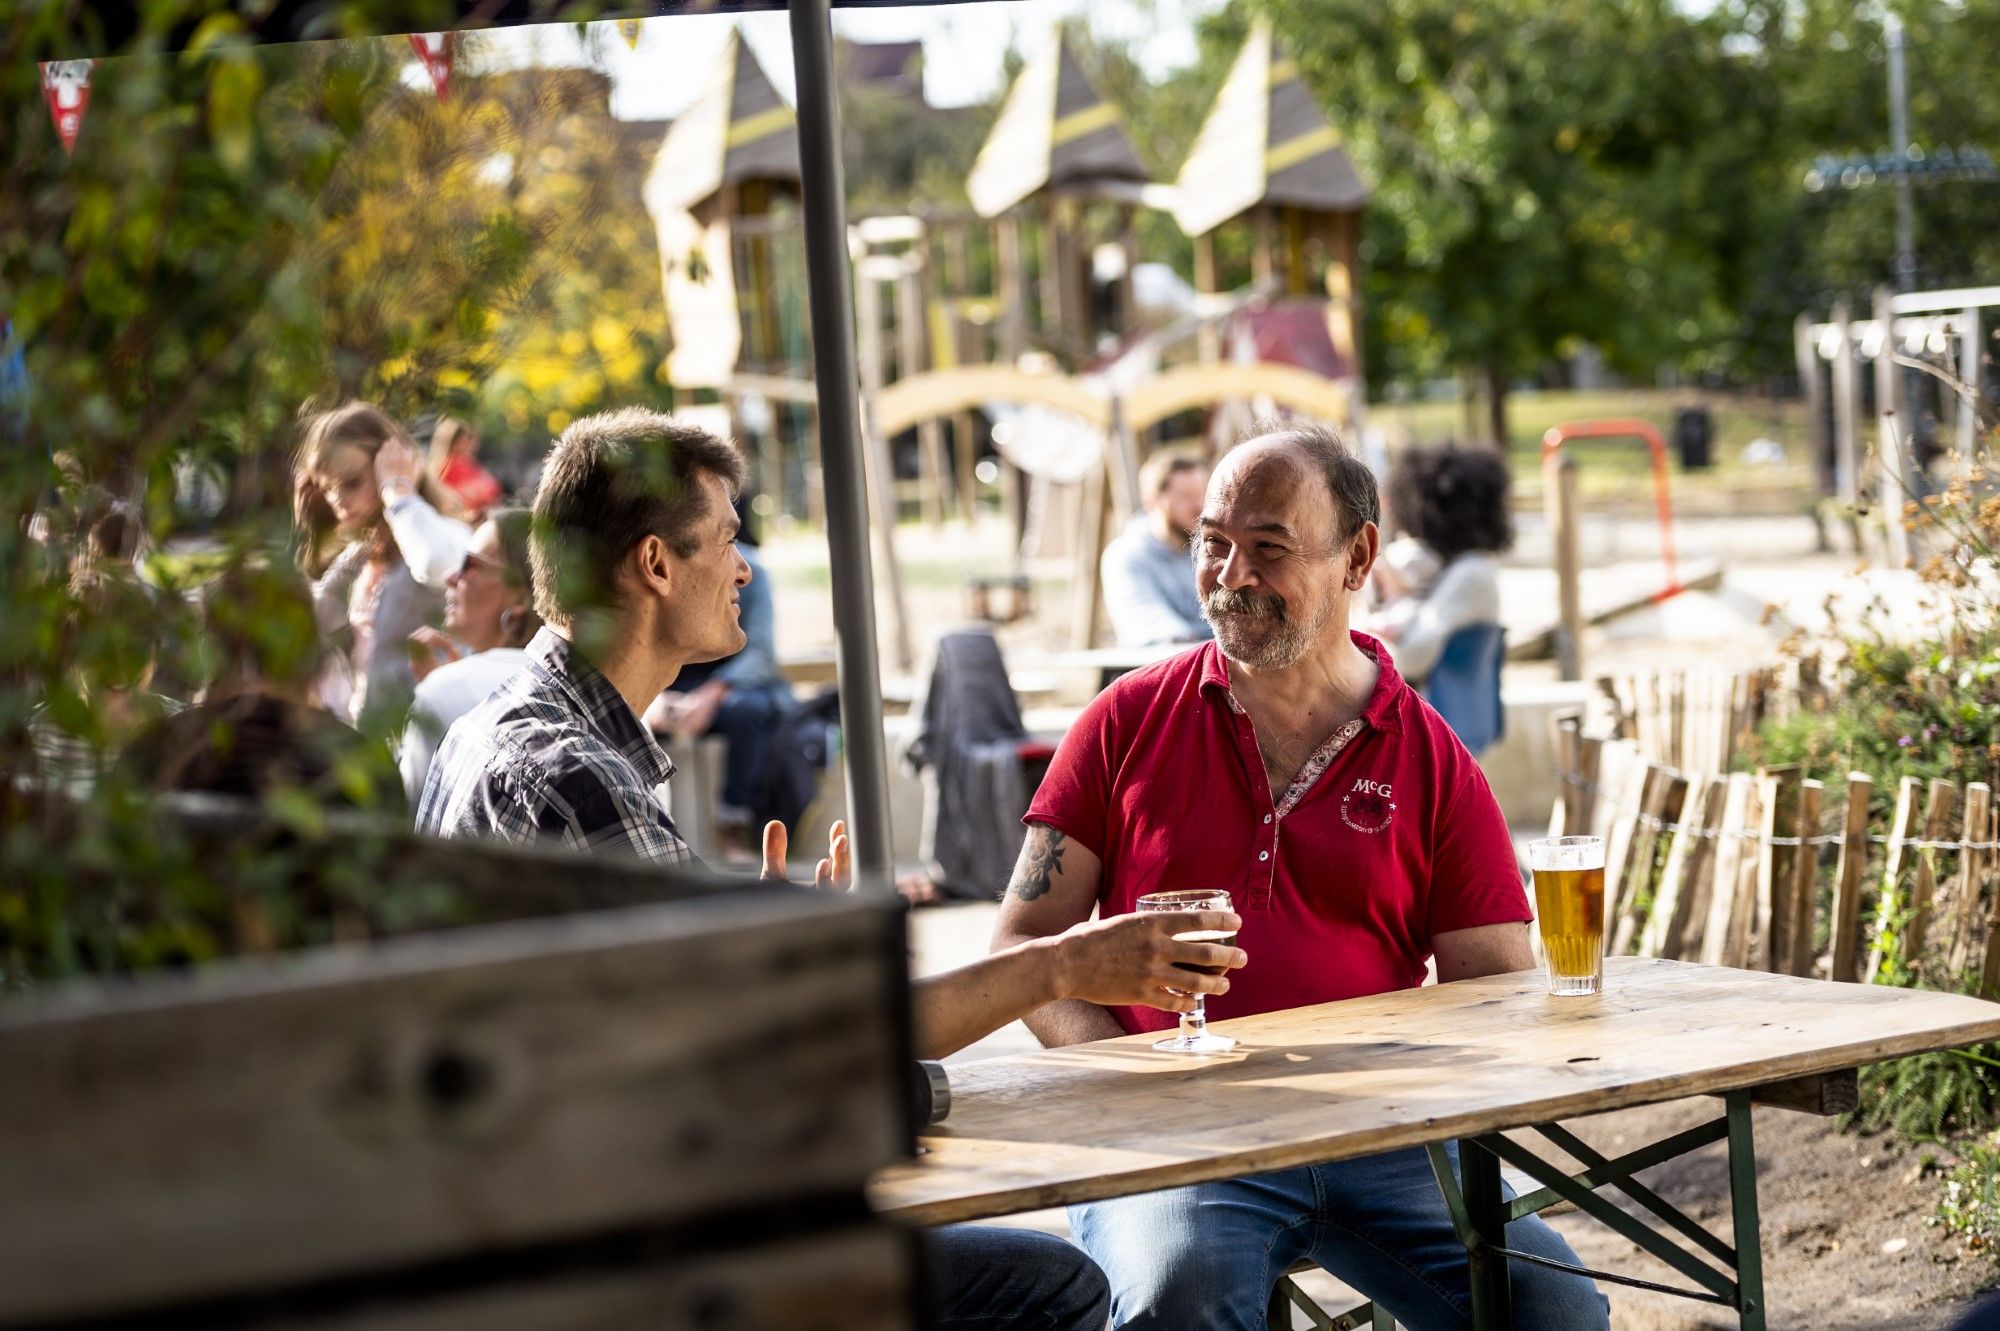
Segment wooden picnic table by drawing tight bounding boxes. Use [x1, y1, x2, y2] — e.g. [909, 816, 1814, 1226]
[872, 957, 2000, 1330]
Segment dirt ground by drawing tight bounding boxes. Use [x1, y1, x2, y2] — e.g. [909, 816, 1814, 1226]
[1535, 1099, 1994, 1330]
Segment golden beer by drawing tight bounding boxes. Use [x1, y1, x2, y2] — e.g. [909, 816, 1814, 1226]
[1527, 838, 1606, 996]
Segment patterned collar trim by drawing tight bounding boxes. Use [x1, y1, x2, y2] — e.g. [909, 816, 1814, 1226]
[1218, 688, 1367, 817]
[526, 628, 677, 787]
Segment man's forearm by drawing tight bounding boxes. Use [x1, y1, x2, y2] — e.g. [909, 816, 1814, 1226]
[1022, 997, 1127, 1048]
[911, 943, 1060, 1061]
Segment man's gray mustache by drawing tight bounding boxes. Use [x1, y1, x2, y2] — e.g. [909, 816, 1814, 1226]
[1205, 589, 1287, 620]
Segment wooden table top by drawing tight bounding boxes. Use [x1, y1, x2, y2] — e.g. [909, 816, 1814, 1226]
[871, 958, 2000, 1225]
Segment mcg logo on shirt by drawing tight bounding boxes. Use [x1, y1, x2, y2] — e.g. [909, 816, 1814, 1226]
[1341, 778, 1396, 834]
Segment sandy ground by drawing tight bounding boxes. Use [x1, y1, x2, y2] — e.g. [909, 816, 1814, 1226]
[908, 903, 2000, 1330]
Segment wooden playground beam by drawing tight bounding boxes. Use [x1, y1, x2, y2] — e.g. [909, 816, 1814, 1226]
[870, 366, 1112, 440]
[1123, 361, 1353, 435]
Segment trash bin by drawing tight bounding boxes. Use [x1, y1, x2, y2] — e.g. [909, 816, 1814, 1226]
[1674, 406, 1714, 470]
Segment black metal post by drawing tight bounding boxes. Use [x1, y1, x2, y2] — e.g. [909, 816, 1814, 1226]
[1726, 1094, 1767, 1331]
[1460, 1139, 1514, 1329]
[787, 0, 895, 892]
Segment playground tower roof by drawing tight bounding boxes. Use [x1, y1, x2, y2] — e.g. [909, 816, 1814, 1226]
[966, 26, 1151, 219]
[645, 27, 799, 216]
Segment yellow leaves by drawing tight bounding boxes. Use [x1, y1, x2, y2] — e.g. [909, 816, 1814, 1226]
[207, 54, 265, 175]
[546, 408, 572, 434]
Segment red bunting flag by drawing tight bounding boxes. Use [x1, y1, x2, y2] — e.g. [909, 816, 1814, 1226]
[39, 59, 95, 155]
[407, 33, 453, 100]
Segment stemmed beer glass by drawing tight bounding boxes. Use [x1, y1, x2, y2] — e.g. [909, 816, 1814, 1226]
[1136, 889, 1237, 1054]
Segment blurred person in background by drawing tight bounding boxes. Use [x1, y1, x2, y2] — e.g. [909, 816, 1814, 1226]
[294, 402, 469, 730]
[119, 561, 404, 814]
[429, 416, 503, 521]
[643, 495, 789, 863]
[399, 508, 540, 806]
[1372, 443, 1512, 754]
[27, 569, 182, 792]
[1101, 447, 1211, 647]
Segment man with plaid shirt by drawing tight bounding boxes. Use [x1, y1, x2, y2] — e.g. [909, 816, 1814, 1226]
[417, 408, 754, 868]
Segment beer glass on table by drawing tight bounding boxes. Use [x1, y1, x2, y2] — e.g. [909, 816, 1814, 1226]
[1135, 889, 1236, 1053]
[1527, 836, 1605, 996]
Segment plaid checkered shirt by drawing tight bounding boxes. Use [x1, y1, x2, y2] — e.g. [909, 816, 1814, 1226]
[416, 627, 695, 866]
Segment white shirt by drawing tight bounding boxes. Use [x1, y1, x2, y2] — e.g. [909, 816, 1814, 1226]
[400, 648, 530, 807]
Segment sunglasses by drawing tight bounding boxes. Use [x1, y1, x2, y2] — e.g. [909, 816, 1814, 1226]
[458, 547, 512, 579]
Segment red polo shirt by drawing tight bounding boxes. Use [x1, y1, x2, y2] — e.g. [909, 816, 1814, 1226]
[1026, 633, 1529, 1035]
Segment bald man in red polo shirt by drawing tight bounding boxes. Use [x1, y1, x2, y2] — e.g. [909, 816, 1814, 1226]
[993, 426, 1608, 1331]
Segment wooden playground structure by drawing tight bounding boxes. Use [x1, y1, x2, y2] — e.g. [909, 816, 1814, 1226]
[643, 22, 1374, 667]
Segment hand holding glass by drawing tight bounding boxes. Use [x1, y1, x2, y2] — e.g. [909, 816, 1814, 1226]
[1135, 889, 1238, 1053]
[1527, 836, 1606, 996]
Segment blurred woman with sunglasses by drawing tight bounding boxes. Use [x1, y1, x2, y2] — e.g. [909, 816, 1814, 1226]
[398, 508, 540, 806]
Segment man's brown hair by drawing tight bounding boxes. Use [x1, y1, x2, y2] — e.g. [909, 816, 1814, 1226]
[530, 409, 746, 627]
[1138, 446, 1205, 501]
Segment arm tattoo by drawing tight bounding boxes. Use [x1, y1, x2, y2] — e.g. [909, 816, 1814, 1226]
[1010, 828, 1067, 902]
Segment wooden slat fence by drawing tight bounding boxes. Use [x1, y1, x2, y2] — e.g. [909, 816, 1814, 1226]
[1548, 669, 2000, 1001]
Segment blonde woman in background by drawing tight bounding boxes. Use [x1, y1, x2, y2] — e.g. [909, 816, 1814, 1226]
[294, 402, 470, 730]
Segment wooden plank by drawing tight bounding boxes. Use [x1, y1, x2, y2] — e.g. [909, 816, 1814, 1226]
[1733, 1069, 1859, 1118]
[142, 1224, 915, 1331]
[871, 957, 2000, 1226]
[1642, 774, 1726, 961]
[1548, 454, 1583, 681]
[1547, 711, 1585, 839]
[1587, 739, 1641, 844]
[1597, 757, 1654, 933]
[1508, 564, 1726, 663]
[1984, 798, 2000, 999]
[1571, 731, 1605, 836]
[1611, 765, 1688, 956]
[1633, 672, 1663, 765]
[1722, 776, 1767, 968]
[1665, 671, 1687, 775]
[1830, 772, 1876, 983]
[1902, 778, 1960, 969]
[1867, 775, 1924, 983]
[1949, 783, 1994, 974]
[1699, 773, 1756, 967]
[1787, 779, 1826, 977]
[0, 890, 911, 1327]
[1754, 765, 1803, 973]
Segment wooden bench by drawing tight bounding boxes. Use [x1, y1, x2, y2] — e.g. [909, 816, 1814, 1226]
[0, 796, 917, 1329]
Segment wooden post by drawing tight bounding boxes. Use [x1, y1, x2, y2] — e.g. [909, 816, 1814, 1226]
[1587, 740, 1640, 844]
[1830, 301, 1859, 509]
[1251, 206, 1274, 290]
[1959, 307, 1982, 465]
[1755, 766, 1803, 973]
[1875, 285, 1911, 568]
[1547, 454, 1583, 681]
[1830, 772, 1875, 983]
[853, 269, 915, 672]
[996, 213, 1027, 364]
[1948, 782, 1993, 974]
[1867, 775, 1923, 983]
[894, 265, 947, 531]
[1788, 779, 1825, 977]
[1902, 778, 1959, 969]
[1982, 795, 2000, 998]
[1612, 765, 1688, 956]
[1571, 731, 1606, 836]
[1701, 773, 1755, 968]
[1193, 230, 1221, 365]
[1645, 774, 1727, 961]
[1069, 464, 1112, 649]
[1795, 313, 1832, 499]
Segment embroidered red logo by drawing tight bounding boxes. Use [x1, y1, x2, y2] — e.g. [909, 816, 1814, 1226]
[1341, 779, 1396, 834]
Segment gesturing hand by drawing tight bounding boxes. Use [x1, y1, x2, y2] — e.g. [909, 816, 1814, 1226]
[374, 431, 421, 501]
[1050, 910, 1246, 1014]
[760, 818, 852, 890]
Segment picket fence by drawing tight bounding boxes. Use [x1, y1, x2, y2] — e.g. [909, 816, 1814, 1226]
[1550, 665, 2000, 995]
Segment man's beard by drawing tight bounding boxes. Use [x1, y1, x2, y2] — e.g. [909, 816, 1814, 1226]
[1202, 582, 1337, 671]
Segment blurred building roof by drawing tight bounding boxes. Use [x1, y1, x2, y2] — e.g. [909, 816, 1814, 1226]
[643, 27, 798, 217]
[839, 38, 923, 99]
[1172, 21, 1369, 238]
[966, 27, 1150, 219]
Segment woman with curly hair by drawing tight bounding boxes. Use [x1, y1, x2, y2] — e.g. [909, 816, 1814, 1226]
[1375, 443, 1513, 752]
[293, 401, 470, 731]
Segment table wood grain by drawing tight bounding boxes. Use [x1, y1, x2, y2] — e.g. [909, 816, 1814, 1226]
[872, 958, 2000, 1225]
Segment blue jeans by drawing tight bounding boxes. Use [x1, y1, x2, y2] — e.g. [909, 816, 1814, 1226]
[704, 684, 790, 816]
[1070, 1145, 1609, 1331]
[923, 1224, 1110, 1330]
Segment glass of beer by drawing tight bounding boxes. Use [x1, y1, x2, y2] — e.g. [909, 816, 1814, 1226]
[1527, 836, 1606, 996]
[1136, 889, 1236, 1054]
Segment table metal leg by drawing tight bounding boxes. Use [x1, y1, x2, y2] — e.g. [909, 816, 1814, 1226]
[1459, 1137, 1513, 1330]
[1726, 1093, 1767, 1331]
